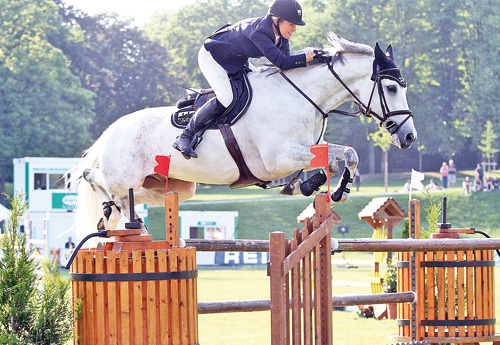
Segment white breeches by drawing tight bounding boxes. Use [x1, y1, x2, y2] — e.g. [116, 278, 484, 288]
[198, 46, 233, 107]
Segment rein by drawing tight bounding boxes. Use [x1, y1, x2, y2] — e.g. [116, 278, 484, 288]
[277, 70, 328, 145]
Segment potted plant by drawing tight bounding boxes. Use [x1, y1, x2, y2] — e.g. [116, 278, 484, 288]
[382, 259, 398, 319]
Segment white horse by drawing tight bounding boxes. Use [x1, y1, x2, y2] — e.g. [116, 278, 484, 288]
[70, 32, 417, 244]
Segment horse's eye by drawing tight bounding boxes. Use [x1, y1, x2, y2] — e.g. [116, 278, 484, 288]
[387, 85, 397, 93]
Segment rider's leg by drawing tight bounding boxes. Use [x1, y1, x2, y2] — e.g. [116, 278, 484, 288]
[172, 97, 225, 159]
[173, 46, 232, 159]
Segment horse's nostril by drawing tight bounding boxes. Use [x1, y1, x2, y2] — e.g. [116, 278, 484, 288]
[406, 133, 415, 143]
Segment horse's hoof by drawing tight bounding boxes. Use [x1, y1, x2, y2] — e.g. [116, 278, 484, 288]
[97, 218, 105, 230]
[280, 177, 301, 195]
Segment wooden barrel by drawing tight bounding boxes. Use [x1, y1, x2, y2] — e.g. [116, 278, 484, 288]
[397, 249, 499, 344]
[71, 246, 198, 345]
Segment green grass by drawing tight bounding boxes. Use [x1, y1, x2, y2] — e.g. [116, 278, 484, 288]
[196, 267, 396, 345]
[196, 267, 500, 345]
[146, 172, 500, 242]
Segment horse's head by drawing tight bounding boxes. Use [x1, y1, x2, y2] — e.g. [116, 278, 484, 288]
[368, 43, 417, 149]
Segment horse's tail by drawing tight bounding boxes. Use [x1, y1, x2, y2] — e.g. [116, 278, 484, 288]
[68, 135, 106, 248]
[73, 177, 102, 248]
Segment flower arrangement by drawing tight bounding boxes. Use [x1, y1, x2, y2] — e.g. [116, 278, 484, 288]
[382, 259, 397, 293]
[356, 305, 374, 318]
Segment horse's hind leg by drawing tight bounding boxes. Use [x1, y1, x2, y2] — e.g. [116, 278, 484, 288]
[83, 168, 122, 230]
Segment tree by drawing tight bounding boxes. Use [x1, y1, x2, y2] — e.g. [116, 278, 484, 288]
[477, 120, 499, 173]
[369, 127, 392, 192]
[145, 0, 268, 88]
[53, 2, 181, 138]
[0, 0, 95, 181]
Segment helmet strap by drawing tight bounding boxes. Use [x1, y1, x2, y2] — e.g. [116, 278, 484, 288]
[270, 16, 282, 37]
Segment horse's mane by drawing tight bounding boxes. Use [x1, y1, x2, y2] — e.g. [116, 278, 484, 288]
[322, 32, 374, 65]
[256, 32, 374, 75]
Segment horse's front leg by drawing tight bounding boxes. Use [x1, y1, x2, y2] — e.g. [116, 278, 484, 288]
[83, 168, 122, 230]
[328, 144, 358, 205]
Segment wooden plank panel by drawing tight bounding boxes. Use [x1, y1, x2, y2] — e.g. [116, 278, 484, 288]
[85, 250, 95, 345]
[302, 230, 312, 345]
[169, 249, 181, 344]
[74, 252, 85, 344]
[457, 250, 466, 338]
[270, 232, 287, 345]
[187, 248, 198, 345]
[488, 250, 495, 336]
[132, 250, 144, 344]
[145, 250, 157, 345]
[157, 250, 170, 345]
[179, 248, 189, 344]
[318, 232, 332, 345]
[416, 251, 425, 340]
[446, 251, 456, 337]
[285, 241, 291, 345]
[107, 251, 118, 345]
[119, 252, 131, 345]
[95, 251, 106, 344]
[466, 250, 474, 336]
[436, 251, 445, 338]
[314, 244, 321, 344]
[427, 252, 436, 338]
[290, 239, 301, 345]
[475, 250, 484, 337]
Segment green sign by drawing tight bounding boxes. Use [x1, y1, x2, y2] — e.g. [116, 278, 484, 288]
[52, 193, 77, 210]
[197, 221, 216, 226]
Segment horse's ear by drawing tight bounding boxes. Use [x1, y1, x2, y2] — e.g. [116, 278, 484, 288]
[386, 44, 394, 60]
[374, 42, 384, 60]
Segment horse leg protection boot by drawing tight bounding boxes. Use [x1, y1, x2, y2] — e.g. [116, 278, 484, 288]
[300, 170, 327, 197]
[331, 167, 353, 202]
[172, 98, 225, 159]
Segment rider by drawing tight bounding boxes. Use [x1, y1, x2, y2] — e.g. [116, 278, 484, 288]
[172, 0, 316, 159]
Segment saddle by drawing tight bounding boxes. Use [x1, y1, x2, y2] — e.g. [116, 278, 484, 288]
[171, 69, 252, 130]
[171, 69, 270, 189]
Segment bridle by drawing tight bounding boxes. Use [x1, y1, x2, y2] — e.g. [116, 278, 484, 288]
[278, 52, 413, 141]
[328, 59, 413, 135]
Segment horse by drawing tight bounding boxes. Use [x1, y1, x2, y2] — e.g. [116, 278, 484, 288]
[69, 32, 417, 245]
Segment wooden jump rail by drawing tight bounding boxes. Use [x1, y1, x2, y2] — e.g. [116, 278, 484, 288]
[185, 238, 500, 253]
[190, 197, 500, 345]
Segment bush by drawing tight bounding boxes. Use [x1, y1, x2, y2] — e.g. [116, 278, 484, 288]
[0, 193, 74, 345]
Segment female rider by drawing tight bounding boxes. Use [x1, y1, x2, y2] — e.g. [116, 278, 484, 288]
[173, 0, 316, 159]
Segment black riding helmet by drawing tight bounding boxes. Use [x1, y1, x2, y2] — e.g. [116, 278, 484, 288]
[268, 0, 306, 26]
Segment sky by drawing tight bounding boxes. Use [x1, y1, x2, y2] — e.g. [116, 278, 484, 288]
[63, 0, 197, 25]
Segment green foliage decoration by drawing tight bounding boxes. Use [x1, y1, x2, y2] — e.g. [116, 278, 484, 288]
[0, 193, 74, 345]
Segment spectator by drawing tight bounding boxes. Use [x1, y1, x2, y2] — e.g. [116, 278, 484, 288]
[473, 175, 483, 192]
[485, 176, 493, 191]
[426, 179, 439, 191]
[65, 237, 75, 249]
[493, 176, 500, 191]
[354, 168, 362, 191]
[403, 179, 411, 192]
[440, 162, 449, 189]
[448, 159, 457, 188]
[462, 176, 472, 194]
[475, 163, 484, 185]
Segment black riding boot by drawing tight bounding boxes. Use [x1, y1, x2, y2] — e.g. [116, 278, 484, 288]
[172, 98, 224, 159]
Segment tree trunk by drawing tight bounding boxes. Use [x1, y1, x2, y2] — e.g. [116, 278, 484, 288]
[384, 150, 389, 193]
[368, 141, 375, 174]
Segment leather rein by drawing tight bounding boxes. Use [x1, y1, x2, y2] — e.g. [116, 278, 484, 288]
[278, 53, 413, 142]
